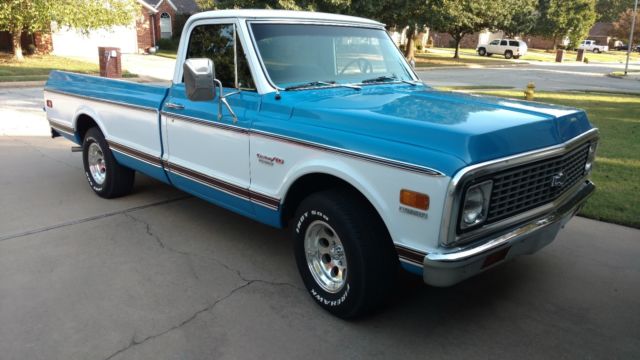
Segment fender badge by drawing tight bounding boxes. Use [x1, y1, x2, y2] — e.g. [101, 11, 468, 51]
[399, 206, 428, 219]
[257, 153, 285, 166]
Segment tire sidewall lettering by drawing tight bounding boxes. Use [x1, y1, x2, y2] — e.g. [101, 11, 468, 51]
[295, 208, 350, 308]
[83, 135, 106, 192]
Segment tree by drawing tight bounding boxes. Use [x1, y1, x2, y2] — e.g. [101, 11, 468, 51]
[533, 0, 597, 49]
[497, 0, 538, 38]
[350, 0, 430, 60]
[426, 0, 504, 58]
[0, 0, 136, 61]
[199, 0, 350, 11]
[613, 8, 640, 44]
[596, 0, 629, 22]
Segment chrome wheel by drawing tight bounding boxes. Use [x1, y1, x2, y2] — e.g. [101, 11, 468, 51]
[304, 220, 348, 293]
[87, 142, 106, 185]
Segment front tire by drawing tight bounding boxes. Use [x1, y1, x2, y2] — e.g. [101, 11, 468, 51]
[82, 127, 135, 198]
[293, 189, 398, 319]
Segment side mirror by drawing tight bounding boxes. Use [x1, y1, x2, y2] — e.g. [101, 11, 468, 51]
[183, 58, 216, 101]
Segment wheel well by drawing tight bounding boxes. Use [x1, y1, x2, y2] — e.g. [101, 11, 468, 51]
[75, 114, 98, 143]
[281, 173, 388, 233]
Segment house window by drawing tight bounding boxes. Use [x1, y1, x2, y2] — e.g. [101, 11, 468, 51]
[160, 12, 172, 39]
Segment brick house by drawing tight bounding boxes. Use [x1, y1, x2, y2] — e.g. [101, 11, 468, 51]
[0, 0, 198, 57]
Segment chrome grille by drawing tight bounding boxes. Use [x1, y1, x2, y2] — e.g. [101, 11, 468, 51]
[486, 142, 591, 224]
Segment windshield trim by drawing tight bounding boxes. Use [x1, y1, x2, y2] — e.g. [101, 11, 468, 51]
[245, 20, 420, 92]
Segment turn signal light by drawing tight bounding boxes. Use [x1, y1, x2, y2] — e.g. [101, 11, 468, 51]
[46, 100, 53, 108]
[400, 189, 429, 211]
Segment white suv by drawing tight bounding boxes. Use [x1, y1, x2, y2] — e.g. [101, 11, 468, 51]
[477, 39, 528, 59]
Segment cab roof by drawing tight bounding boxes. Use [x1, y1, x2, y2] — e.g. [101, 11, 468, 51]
[188, 9, 384, 27]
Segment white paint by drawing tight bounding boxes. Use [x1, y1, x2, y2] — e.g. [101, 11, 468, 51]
[249, 132, 451, 255]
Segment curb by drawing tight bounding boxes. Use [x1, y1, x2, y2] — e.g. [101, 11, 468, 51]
[0, 81, 46, 88]
[415, 62, 531, 71]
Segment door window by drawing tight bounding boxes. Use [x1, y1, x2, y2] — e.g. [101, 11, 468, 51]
[489, 40, 500, 45]
[500, 40, 508, 46]
[186, 24, 255, 90]
[509, 41, 519, 46]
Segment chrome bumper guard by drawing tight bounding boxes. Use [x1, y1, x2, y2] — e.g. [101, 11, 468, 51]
[423, 180, 595, 287]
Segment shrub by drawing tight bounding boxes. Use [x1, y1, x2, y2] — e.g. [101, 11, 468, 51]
[157, 37, 179, 51]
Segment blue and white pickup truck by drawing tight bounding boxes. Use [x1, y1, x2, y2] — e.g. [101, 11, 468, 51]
[44, 10, 598, 318]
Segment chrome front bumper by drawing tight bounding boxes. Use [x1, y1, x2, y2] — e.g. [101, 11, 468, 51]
[423, 180, 595, 287]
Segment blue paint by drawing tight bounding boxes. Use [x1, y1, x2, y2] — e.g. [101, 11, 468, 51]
[45, 71, 169, 110]
[59, 131, 77, 143]
[168, 171, 282, 227]
[47, 72, 594, 178]
[400, 262, 424, 276]
[111, 151, 170, 184]
[255, 84, 594, 176]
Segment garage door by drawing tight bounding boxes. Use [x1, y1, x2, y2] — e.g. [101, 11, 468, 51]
[51, 25, 138, 57]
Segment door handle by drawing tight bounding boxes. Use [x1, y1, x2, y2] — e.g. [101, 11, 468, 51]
[165, 102, 184, 110]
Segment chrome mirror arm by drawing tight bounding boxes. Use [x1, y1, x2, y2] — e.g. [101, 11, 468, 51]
[213, 79, 239, 124]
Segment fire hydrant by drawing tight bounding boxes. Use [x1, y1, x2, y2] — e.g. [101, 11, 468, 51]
[524, 82, 535, 101]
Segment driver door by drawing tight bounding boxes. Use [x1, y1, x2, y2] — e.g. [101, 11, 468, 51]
[162, 21, 260, 216]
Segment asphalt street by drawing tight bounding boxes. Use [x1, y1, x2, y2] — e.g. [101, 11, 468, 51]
[1, 75, 639, 359]
[417, 62, 640, 93]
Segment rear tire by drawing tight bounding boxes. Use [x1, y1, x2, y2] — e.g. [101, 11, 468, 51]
[487, 53, 493, 57]
[593, 48, 600, 53]
[82, 127, 135, 198]
[478, 48, 487, 56]
[505, 50, 513, 59]
[514, 55, 521, 59]
[293, 189, 398, 319]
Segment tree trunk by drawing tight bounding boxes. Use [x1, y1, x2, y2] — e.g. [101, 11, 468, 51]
[453, 35, 462, 59]
[552, 34, 558, 50]
[11, 31, 24, 61]
[404, 25, 416, 61]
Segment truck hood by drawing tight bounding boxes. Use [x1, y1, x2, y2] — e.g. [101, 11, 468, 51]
[262, 85, 593, 175]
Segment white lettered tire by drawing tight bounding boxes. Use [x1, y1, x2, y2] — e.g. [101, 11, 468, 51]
[293, 189, 398, 318]
[82, 127, 135, 198]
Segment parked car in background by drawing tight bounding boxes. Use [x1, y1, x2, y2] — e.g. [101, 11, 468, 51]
[578, 40, 608, 53]
[614, 43, 629, 51]
[476, 39, 528, 59]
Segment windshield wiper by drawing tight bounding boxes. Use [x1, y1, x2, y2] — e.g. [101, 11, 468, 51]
[284, 81, 361, 91]
[361, 75, 421, 86]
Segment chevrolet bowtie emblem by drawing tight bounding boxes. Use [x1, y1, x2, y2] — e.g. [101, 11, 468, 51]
[551, 172, 566, 188]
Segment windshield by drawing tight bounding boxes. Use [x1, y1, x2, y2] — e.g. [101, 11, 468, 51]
[250, 23, 414, 89]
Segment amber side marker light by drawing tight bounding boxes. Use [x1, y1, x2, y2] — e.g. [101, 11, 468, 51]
[46, 100, 53, 108]
[400, 189, 429, 211]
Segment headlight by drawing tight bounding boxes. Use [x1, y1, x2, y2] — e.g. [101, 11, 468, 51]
[460, 180, 493, 230]
[585, 142, 597, 174]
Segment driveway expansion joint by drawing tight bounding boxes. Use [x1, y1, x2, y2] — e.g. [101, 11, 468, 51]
[0, 196, 191, 242]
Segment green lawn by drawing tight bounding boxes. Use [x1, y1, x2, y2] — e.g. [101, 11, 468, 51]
[463, 90, 640, 229]
[0, 54, 135, 82]
[155, 50, 177, 59]
[417, 47, 640, 67]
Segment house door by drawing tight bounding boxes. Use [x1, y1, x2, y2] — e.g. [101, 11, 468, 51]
[160, 12, 171, 39]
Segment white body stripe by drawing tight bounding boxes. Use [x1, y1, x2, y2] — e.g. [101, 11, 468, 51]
[249, 132, 450, 255]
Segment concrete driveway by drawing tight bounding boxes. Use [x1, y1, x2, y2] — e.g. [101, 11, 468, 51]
[418, 62, 640, 93]
[1, 87, 639, 360]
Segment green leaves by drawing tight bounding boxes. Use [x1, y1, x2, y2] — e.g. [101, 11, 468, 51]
[0, 0, 136, 34]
